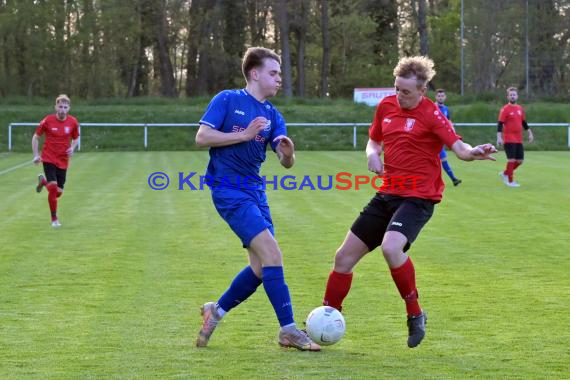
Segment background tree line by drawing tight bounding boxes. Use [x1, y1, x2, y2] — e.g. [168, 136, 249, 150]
[0, 0, 568, 99]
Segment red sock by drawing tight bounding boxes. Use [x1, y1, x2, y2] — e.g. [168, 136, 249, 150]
[46, 183, 58, 221]
[41, 177, 48, 186]
[513, 161, 521, 170]
[323, 271, 353, 312]
[390, 258, 422, 317]
[504, 162, 516, 182]
[56, 191, 63, 198]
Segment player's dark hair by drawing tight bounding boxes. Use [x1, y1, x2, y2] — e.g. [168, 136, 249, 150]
[242, 47, 281, 81]
[436, 88, 445, 93]
[393, 56, 436, 88]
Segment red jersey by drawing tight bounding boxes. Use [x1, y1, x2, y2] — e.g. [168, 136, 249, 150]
[35, 114, 80, 169]
[369, 95, 461, 202]
[498, 104, 525, 143]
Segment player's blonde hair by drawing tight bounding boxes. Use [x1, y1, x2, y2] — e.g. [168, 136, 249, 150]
[55, 94, 71, 105]
[393, 56, 436, 88]
[506, 87, 518, 94]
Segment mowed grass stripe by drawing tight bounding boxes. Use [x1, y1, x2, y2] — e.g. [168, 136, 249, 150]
[0, 151, 568, 378]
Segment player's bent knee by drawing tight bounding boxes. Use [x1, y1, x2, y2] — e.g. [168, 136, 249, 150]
[381, 241, 405, 259]
[250, 231, 283, 266]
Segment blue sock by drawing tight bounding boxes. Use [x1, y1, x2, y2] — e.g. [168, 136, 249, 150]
[217, 266, 262, 313]
[262, 266, 295, 327]
[442, 161, 457, 181]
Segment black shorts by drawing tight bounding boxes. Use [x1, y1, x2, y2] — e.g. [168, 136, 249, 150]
[43, 162, 67, 189]
[503, 143, 524, 160]
[350, 193, 435, 252]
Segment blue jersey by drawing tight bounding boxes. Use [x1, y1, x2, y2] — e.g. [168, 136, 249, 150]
[437, 103, 450, 120]
[199, 89, 287, 190]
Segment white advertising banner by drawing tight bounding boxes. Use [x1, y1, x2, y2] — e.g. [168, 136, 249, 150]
[353, 88, 396, 107]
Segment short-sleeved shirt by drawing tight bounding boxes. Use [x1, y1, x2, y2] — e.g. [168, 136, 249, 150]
[35, 114, 80, 170]
[498, 104, 525, 143]
[369, 95, 461, 202]
[199, 89, 287, 190]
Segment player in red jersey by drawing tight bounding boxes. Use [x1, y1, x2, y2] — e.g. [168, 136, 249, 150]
[321, 57, 497, 348]
[32, 94, 80, 227]
[497, 87, 534, 187]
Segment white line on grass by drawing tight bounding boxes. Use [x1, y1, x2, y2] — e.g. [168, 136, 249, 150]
[0, 161, 32, 176]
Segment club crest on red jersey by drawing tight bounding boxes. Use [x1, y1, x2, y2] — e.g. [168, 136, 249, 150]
[64, 127, 71, 134]
[404, 118, 415, 132]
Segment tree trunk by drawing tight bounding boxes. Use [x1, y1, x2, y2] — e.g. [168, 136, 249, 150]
[222, 0, 246, 89]
[320, 0, 329, 97]
[185, 0, 203, 96]
[417, 0, 429, 56]
[293, 0, 307, 97]
[155, 0, 177, 97]
[274, 0, 292, 97]
[247, 0, 269, 46]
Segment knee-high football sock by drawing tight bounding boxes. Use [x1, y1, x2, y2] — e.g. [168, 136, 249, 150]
[442, 161, 457, 181]
[46, 183, 58, 221]
[262, 266, 295, 327]
[217, 266, 262, 314]
[323, 271, 353, 312]
[390, 257, 422, 317]
[504, 162, 516, 182]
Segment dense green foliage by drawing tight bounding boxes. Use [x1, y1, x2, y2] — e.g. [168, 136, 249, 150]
[0, 0, 568, 99]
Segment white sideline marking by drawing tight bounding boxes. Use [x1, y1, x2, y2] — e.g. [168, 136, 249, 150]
[0, 161, 32, 176]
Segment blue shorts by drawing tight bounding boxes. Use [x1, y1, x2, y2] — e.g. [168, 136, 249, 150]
[439, 149, 447, 160]
[211, 188, 275, 248]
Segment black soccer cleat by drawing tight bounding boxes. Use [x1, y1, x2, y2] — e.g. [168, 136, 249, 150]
[407, 311, 427, 348]
[36, 174, 46, 193]
[453, 179, 462, 186]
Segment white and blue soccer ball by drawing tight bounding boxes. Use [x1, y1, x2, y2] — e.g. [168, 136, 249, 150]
[305, 306, 346, 346]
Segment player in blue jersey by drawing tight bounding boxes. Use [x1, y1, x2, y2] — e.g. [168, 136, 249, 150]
[435, 89, 462, 186]
[194, 47, 320, 351]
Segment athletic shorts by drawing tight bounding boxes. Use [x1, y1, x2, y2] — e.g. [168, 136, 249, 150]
[350, 193, 435, 252]
[503, 143, 524, 160]
[211, 188, 275, 248]
[43, 162, 67, 189]
[439, 148, 448, 160]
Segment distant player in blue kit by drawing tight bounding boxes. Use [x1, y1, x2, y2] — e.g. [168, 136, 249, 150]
[435, 89, 461, 186]
[194, 47, 320, 351]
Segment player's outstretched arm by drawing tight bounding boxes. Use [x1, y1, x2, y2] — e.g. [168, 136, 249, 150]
[274, 135, 295, 169]
[451, 140, 497, 162]
[195, 117, 268, 148]
[366, 139, 384, 175]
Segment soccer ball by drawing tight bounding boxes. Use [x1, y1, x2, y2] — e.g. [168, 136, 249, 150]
[305, 306, 346, 346]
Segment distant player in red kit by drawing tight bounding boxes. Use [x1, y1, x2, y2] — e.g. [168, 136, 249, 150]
[32, 94, 80, 227]
[497, 87, 534, 187]
[321, 57, 497, 348]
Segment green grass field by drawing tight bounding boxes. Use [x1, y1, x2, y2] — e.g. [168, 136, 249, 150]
[1, 151, 569, 379]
